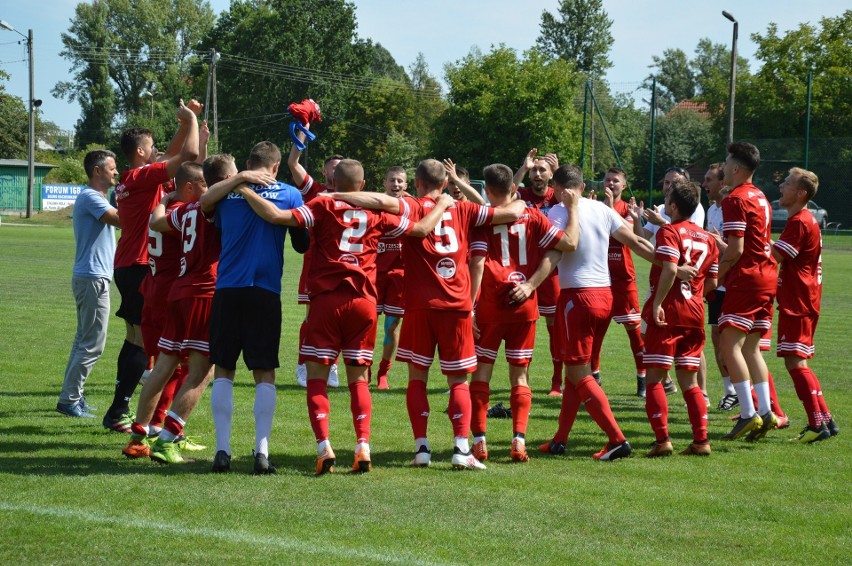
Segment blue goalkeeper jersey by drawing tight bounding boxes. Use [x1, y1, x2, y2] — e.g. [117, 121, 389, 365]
[214, 181, 304, 294]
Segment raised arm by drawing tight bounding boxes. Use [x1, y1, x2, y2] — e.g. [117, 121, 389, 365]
[513, 148, 537, 187]
[199, 169, 277, 215]
[164, 100, 200, 178]
[287, 123, 310, 188]
[444, 158, 485, 205]
[410, 193, 452, 237]
[234, 185, 299, 226]
[196, 120, 209, 165]
[328, 191, 402, 213]
[149, 192, 176, 233]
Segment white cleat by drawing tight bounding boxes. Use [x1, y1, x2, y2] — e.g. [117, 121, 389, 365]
[296, 363, 307, 388]
[328, 363, 339, 388]
[451, 448, 486, 470]
[409, 446, 431, 467]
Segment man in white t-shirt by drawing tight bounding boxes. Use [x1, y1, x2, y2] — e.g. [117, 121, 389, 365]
[635, 167, 705, 240]
[532, 165, 655, 461]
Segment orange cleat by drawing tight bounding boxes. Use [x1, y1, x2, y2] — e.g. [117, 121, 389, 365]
[510, 438, 530, 462]
[775, 414, 791, 429]
[646, 440, 674, 458]
[351, 445, 372, 473]
[122, 438, 150, 459]
[377, 376, 389, 390]
[538, 439, 566, 455]
[472, 438, 488, 461]
[680, 442, 712, 456]
[547, 389, 562, 397]
[315, 444, 336, 476]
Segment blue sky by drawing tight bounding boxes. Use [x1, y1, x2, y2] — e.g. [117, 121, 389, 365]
[0, 0, 847, 132]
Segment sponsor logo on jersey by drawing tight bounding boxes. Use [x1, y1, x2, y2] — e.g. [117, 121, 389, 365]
[338, 253, 360, 266]
[507, 271, 527, 284]
[435, 258, 456, 279]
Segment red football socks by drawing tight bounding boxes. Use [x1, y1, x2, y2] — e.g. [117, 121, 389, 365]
[645, 381, 669, 442]
[447, 381, 472, 439]
[626, 325, 645, 374]
[510, 384, 532, 436]
[767, 372, 786, 417]
[790, 367, 820, 427]
[306, 379, 330, 442]
[406, 380, 430, 439]
[348, 380, 371, 444]
[576, 376, 626, 445]
[683, 386, 708, 443]
[469, 381, 490, 436]
[554, 380, 581, 443]
[153, 364, 188, 427]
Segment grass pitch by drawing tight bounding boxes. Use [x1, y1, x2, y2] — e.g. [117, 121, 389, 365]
[0, 223, 849, 564]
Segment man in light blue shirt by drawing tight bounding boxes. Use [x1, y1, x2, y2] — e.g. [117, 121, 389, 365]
[57, 149, 121, 417]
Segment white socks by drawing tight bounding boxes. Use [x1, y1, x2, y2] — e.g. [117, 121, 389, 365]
[722, 376, 735, 396]
[254, 382, 277, 457]
[211, 377, 234, 455]
[753, 380, 771, 416]
[733, 380, 756, 419]
[455, 436, 470, 453]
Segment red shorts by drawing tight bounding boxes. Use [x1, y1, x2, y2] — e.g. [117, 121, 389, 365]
[397, 309, 476, 375]
[141, 279, 172, 357]
[475, 320, 536, 366]
[718, 287, 774, 334]
[537, 274, 559, 317]
[158, 296, 212, 356]
[776, 312, 818, 359]
[297, 252, 311, 304]
[611, 280, 641, 325]
[377, 270, 405, 316]
[643, 325, 705, 370]
[301, 289, 377, 366]
[759, 323, 773, 352]
[554, 287, 613, 365]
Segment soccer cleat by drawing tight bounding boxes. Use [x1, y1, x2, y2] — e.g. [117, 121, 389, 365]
[775, 414, 791, 430]
[663, 378, 677, 395]
[547, 388, 562, 397]
[636, 375, 646, 398]
[745, 411, 778, 442]
[102, 411, 134, 433]
[211, 450, 231, 473]
[451, 447, 486, 470]
[56, 401, 95, 419]
[351, 446, 372, 473]
[595, 440, 632, 461]
[175, 435, 206, 452]
[717, 394, 739, 411]
[296, 363, 307, 387]
[537, 439, 566, 455]
[592, 371, 601, 385]
[253, 452, 277, 475]
[377, 376, 390, 390]
[680, 442, 712, 456]
[315, 444, 336, 476]
[790, 424, 831, 444]
[472, 438, 488, 461]
[409, 445, 432, 467]
[510, 438, 530, 462]
[825, 418, 839, 437]
[328, 364, 339, 388]
[149, 438, 184, 464]
[122, 438, 151, 459]
[722, 414, 763, 440]
[646, 440, 673, 458]
[486, 403, 512, 419]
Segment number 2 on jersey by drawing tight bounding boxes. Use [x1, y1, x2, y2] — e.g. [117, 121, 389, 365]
[339, 209, 367, 253]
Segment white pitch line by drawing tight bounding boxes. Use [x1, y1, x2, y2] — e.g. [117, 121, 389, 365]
[0, 501, 459, 566]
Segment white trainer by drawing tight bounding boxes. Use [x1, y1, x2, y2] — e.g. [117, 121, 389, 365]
[296, 363, 307, 387]
[409, 446, 431, 467]
[328, 363, 339, 388]
[451, 448, 486, 470]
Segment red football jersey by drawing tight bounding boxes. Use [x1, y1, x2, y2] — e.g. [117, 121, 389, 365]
[139, 197, 184, 299]
[643, 220, 718, 328]
[403, 196, 495, 312]
[471, 208, 562, 323]
[296, 174, 330, 297]
[166, 201, 220, 300]
[775, 208, 822, 316]
[114, 161, 170, 268]
[517, 185, 559, 215]
[376, 231, 405, 276]
[292, 195, 411, 301]
[721, 183, 777, 290]
[607, 199, 636, 283]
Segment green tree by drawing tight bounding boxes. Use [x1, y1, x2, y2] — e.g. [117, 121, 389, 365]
[0, 71, 28, 159]
[536, 0, 613, 75]
[642, 48, 694, 112]
[366, 41, 407, 82]
[433, 47, 583, 175]
[54, 0, 215, 148]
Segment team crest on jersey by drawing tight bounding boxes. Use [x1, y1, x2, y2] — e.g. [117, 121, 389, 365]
[435, 258, 456, 279]
[507, 271, 527, 284]
[338, 253, 360, 266]
[680, 281, 693, 300]
[377, 242, 386, 253]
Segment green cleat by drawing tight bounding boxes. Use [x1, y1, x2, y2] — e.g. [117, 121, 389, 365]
[722, 414, 763, 441]
[746, 411, 778, 442]
[790, 424, 831, 444]
[149, 438, 185, 464]
[175, 435, 206, 452]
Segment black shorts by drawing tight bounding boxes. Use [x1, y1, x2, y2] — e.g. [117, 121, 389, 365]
[707, 289, 726, 327]
[114, 265, 149, 325]
[209, 287, 282, 371]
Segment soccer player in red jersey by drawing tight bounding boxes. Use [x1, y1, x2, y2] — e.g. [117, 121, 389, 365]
[513, 148, 563, 396]
[332, 159, 526, 470]
[237, 159, 453, 474]
[444, 160, 485, 204]
[717, 142, 779, 441]
[106, 99, 200, 433]
[772, 168, 836, 442]
[375, 166, 409, 390]
[539, 165, 655, 461]
[642, 179, 718, 457]
[288, 126, 343, 388]
[591, 167, 647, 398]
[121, 161, 220, 464]
[468, 164, 579, 463]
